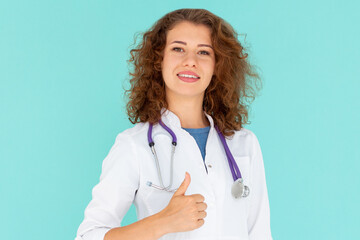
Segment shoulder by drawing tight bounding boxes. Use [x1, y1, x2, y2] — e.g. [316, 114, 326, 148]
[226, 127, 261, 157]
[104, 122, 149, 161]
[230, 127, 259, 143]
[100, 122, 149, 177]
[114, 122, 149, 142]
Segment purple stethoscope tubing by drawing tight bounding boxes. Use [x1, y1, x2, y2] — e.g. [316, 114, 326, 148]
[148, 120, 177, 146]
[214, 125, 242, 181]
[148, 120, 244, 183]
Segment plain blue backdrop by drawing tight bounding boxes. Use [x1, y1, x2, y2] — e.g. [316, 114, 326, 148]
[1, 0, 359, 239]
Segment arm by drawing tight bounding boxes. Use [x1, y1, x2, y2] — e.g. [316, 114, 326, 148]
[75, 133, 206, 240]
[75, 133, 143, 240]
[247, 132, 273, 240]
[104, 171, 207, 240]
[104, 212, 168, 240]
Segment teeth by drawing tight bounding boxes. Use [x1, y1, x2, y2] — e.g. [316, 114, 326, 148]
[178, 74, 199, 79]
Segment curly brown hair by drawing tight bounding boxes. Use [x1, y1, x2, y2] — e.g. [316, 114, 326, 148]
[125, 8, 262, 137]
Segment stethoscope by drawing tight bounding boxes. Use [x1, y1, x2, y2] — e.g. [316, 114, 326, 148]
[146, 120, 250, 199]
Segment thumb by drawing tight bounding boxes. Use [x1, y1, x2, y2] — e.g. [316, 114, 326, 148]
[173, 172, 191, 196]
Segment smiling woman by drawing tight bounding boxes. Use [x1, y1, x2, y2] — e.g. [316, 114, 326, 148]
[75, 8, 272, 240]
[161, 21, 215, 112]
[126, 8, 262, 135]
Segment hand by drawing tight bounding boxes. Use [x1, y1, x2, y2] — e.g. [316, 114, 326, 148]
[157, 172, 207, 234]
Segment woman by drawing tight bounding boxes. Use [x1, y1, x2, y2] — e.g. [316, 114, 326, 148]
[75, 8, 272, 240]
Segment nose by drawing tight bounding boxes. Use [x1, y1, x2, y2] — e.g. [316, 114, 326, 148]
[182, 52, 197, 68]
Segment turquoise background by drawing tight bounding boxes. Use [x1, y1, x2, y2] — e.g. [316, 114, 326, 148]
[1, 0, 359, 239]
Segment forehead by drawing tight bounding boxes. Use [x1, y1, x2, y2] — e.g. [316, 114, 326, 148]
[166, 21, 212, 44]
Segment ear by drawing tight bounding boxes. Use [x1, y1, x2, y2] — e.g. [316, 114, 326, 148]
[155, 53, 164, 71]
[154, 60, 162, 71]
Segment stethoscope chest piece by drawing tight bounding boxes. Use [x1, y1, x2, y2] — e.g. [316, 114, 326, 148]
[231, 178, 250, 199]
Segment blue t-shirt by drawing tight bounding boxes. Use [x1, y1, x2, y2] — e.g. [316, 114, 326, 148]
[182, 126, 211, 161]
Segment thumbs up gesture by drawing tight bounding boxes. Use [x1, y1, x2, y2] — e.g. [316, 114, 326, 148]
[157, 172, 207, 234]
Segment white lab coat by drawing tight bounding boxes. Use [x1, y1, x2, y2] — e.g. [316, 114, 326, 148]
[75, 109, 272, 240]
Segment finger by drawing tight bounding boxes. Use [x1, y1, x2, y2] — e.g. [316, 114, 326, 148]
[173, 172, 191, 196]
[197, 210, 207, 219]
[196, 202, 207, 211]
[197, 219, 205, 228]
[192, 194, 205, 203]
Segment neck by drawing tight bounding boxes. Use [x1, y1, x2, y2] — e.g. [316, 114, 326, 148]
[166, 93, 210, 128]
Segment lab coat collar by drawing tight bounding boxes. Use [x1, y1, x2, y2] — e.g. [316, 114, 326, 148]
[160, 108, 215, 129]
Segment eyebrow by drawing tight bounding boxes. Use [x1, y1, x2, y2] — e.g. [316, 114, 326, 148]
[170, 40, 213, 49]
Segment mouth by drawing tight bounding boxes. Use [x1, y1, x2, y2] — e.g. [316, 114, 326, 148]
[176, 71, 200, 83]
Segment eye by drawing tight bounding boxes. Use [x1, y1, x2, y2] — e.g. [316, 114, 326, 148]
[199, 50, 210, 55]
[172, 47, 184, 52]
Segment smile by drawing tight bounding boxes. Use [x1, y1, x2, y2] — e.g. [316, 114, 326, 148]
[177, 74, 199, 79]
[177, 74, 200, 83]
[176, 71, 200, 83]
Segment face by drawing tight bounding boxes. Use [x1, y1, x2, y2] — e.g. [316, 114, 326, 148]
[161, 21, 215, 101]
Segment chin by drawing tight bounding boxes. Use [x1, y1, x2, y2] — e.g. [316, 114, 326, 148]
[174, 90, 205, 98]
[166, 84, 206, 98]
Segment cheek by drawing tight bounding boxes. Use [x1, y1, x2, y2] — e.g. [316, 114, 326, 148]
[162, 55, 173, 72]
[161, 57, 175, 84]
[165, 54, 179, 65]
[210, 57, 216, 70]
[203, 60, 215, 76]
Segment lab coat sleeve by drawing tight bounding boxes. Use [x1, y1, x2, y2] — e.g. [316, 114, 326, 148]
[75, 133, 140, 240]
[247, 131, 273, 240]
